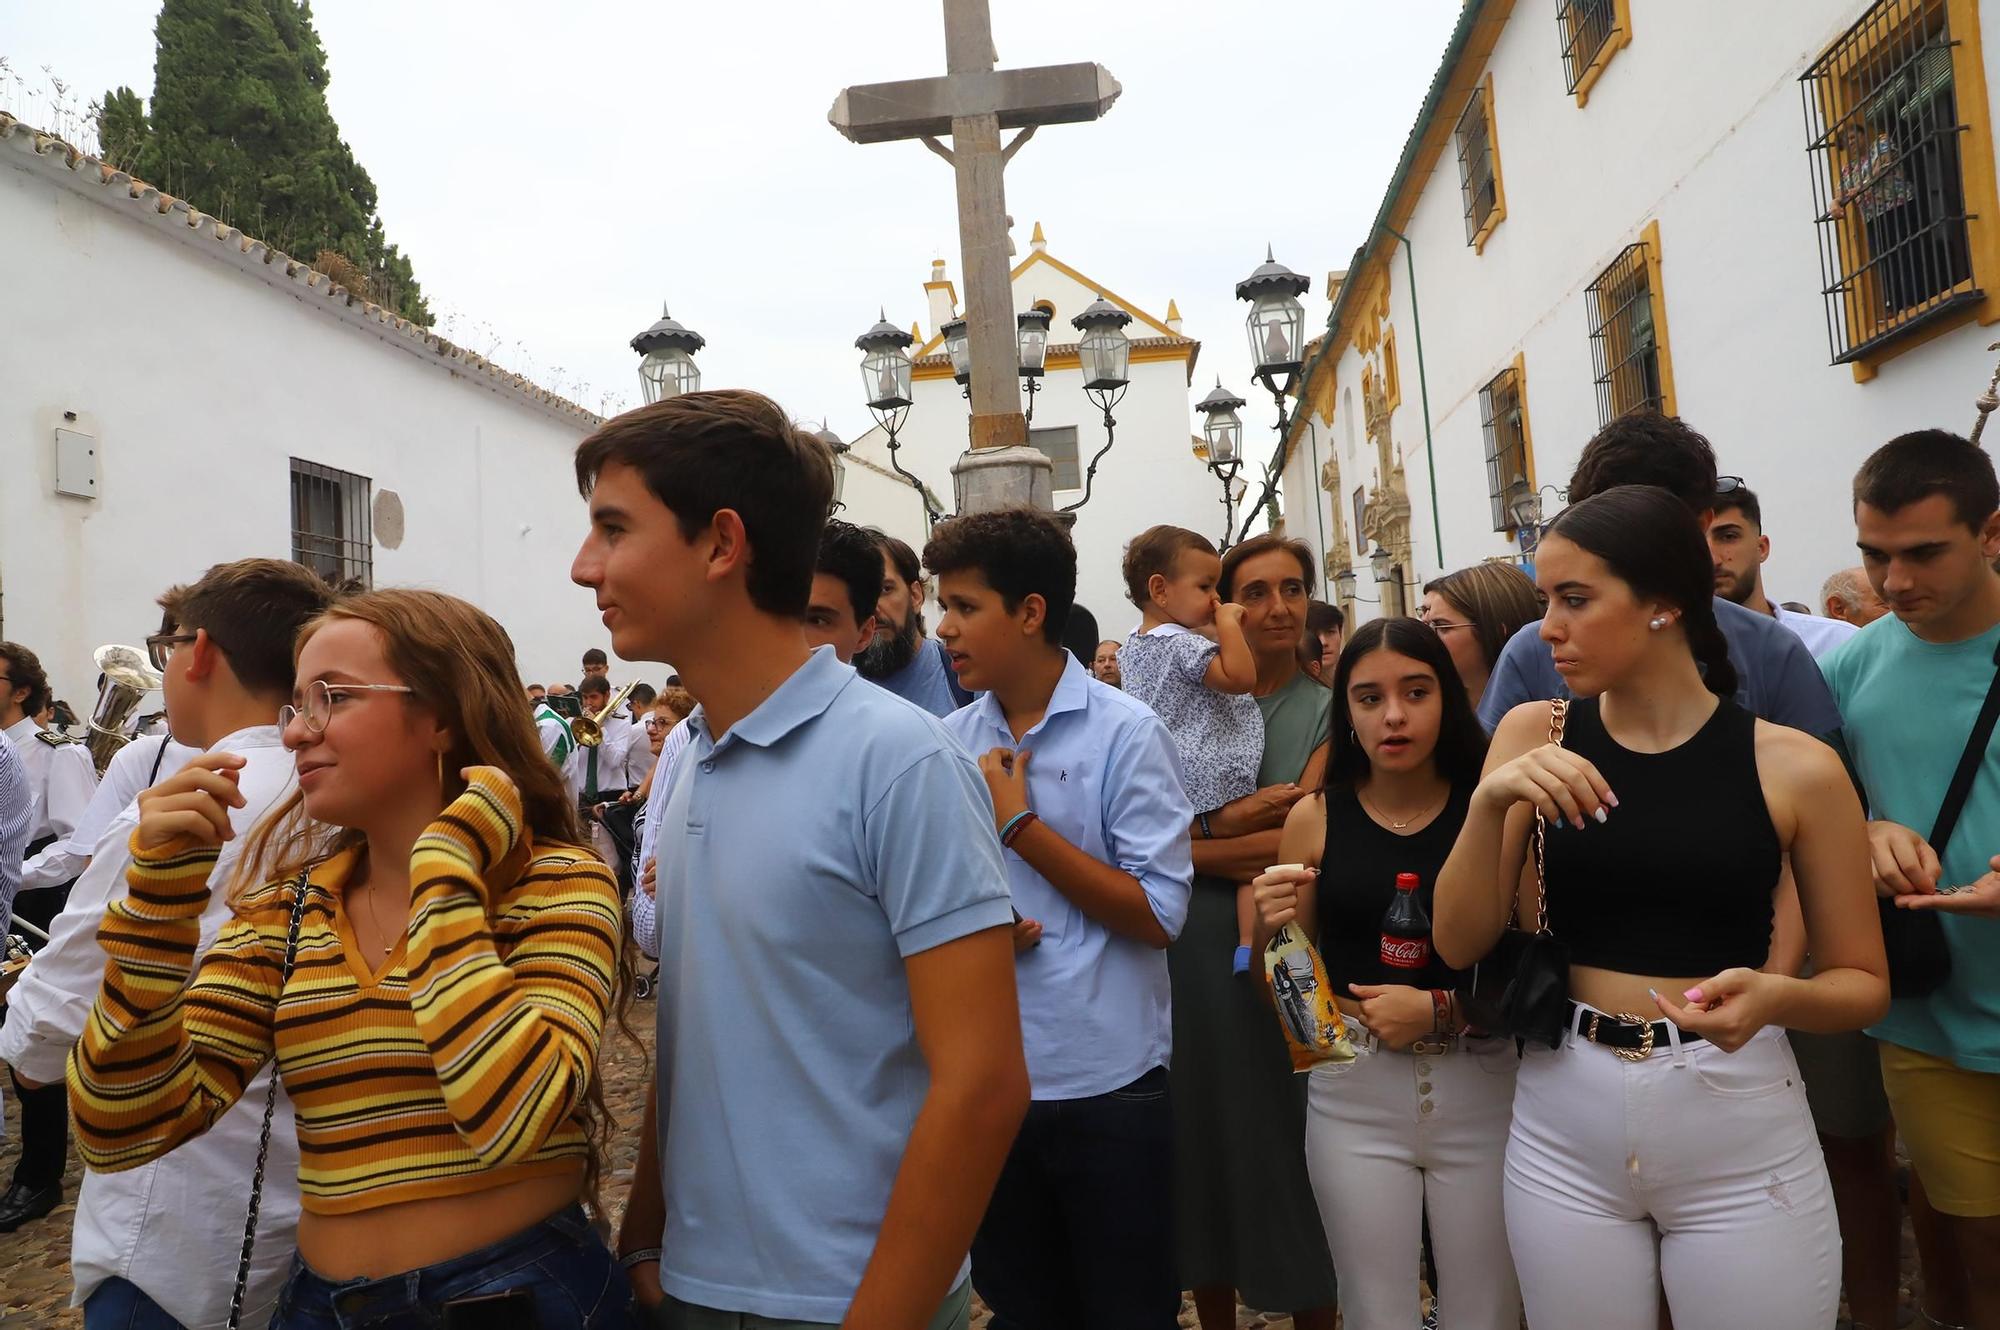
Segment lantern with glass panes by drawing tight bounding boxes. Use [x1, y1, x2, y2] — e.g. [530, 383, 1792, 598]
[1223, 248, 1312, 546]
[1017, 305, 1053, 424]
[1057, 295, 1134, 514]
[1195, 379, 1248, 548]
[940, 318, 972, 397]
[812, 422, 850, 512]
[630, 305, 705, 404]
[855, 312, 942, 525]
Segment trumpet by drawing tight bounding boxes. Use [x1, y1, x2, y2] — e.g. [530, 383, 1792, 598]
[572, 680, 639, 748]
[86, 644, 165, 776]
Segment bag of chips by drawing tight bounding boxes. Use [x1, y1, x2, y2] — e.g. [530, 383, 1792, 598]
[1265, 918, 1357, 1071]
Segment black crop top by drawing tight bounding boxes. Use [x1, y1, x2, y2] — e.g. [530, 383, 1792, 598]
[1540, 697, 1781, 977]
[1315, 783, 1472, 994]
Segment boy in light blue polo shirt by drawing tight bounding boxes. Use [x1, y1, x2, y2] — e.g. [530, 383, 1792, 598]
[927, 508, 1196, 1330]
[572, 390, 1029, 1330]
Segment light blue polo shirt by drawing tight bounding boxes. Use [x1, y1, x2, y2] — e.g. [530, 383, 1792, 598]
[877, 636, 975, 717]
[650, 647, 1013, 1322]
[943, 653, 1195, 1101]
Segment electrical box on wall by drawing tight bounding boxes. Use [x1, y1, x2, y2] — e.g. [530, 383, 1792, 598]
[54, 427, 98, 499]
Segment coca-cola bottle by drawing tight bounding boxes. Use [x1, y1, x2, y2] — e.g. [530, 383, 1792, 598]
[1379, 872, 1432, 973]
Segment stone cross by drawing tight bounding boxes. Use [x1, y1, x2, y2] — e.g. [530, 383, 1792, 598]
[830, 0, 1119, 470]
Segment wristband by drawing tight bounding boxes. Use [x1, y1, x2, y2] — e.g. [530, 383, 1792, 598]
[1430, 989, 1452, 1034]
[618, 1247, 662, 1270]
[1198, 811, 1214, 839]
[1001, 811, 1039, 848]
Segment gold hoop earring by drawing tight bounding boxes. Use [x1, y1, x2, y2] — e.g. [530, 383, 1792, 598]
[436, 750, 445, 792]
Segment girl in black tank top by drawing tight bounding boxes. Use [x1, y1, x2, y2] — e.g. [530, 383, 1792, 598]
[1430, 485, 1887, 1330]
[1251, 616, 1520, 1330]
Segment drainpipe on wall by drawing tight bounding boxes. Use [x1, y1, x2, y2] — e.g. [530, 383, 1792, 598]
[1381, 224, 1444, 569]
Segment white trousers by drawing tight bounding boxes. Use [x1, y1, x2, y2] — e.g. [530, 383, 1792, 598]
[1504, 1013, 1840, 1330]
[1303, 1029, 1521, 1330]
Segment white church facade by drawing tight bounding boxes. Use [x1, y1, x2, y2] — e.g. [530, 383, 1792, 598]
[1271, 0, 2000, 624]
[839, 225, 1228, 644]
[0, 112, 617, 709]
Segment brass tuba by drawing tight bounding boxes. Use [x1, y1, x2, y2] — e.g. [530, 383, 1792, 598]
[571, 680, 639, 748]
[86, 644, 164, 775]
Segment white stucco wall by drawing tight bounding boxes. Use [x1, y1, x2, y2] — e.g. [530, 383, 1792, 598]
[841, 249, 1220, 642]
[1, 129, 629, 713]
[1282, 0, 2000, 621]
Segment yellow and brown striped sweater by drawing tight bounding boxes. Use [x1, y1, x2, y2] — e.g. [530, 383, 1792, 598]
[68, 770, 622, 1215]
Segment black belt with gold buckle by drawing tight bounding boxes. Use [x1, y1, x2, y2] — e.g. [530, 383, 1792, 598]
[1572, 1003, 1704, 1062]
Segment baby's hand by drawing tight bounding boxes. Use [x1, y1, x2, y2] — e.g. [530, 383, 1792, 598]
[1216, 602, 1247, 629]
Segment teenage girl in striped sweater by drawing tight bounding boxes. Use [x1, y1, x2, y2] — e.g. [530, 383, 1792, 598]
[68, 589, 634, 1328]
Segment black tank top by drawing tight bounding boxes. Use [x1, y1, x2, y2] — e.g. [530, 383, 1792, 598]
[1315, 783, 1472, 994]
[1541, 697, 1780, 977]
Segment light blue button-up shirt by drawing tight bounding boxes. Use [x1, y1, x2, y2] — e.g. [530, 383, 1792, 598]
[650, 647, 1013, 1323]
[944, 653, 1195, 1101]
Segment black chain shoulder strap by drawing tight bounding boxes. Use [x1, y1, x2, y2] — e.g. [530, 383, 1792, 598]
[227, 869, 311, 1330]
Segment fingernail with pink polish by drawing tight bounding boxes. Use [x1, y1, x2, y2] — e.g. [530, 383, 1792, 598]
[1593, 807, 1608, 824]
[1605, 790, 1620, 808]
[1684, 988, 1705, 1004]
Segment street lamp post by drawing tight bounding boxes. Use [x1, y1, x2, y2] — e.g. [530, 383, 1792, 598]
[1506, 473, 1567, 558]
[857, 311, 943, 526]
[1195, 379, 1247, 548]
[1018, 306, 1053, 425]
[630, 304, 705, 404]
[1231, 247, 1311, 543]
[1059, 294, 1132, 514]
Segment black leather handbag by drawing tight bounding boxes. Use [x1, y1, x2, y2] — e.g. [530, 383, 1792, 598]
[1459, 699, 1573, 1050]
[1877, 638, 2000, 999]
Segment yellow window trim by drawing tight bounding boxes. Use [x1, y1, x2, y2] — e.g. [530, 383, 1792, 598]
[1572, 0, 1633, 108]
[1512, 351, 1538, 490]
[1383, 329, 1403, 411]
[1470, 72, 1508, 254]
[1846, 0, 2000, 382]
[1640, 219, 1679, 418]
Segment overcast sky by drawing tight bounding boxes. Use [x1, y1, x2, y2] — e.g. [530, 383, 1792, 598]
[2, 1, 1462, 443]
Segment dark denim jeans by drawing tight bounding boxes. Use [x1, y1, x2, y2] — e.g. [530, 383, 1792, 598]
[971, 1065, 1178, 1330]
[84, 1278, 189, 1330]
[273, 1204, 635, 1329]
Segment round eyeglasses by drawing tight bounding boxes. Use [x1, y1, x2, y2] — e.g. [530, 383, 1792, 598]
[279, 679, 415, 734]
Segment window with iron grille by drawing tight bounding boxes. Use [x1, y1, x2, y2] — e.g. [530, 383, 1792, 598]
[1456, 84, 1501, 246]
[1801, 0, 1978, 365]
[1558, 0, 1621, 94]
[1480, 367, 1531, 532]
[1030, 425, 1081, 490]
[290, 458, 373, 587]
[1586, 243, 1665, 425]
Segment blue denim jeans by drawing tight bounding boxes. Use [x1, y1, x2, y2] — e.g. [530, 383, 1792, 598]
[84, 1278, 189, 1330]
[273, 1204, 635, 1328]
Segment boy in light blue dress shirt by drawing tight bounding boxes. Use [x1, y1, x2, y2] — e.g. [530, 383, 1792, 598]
[928, 508, 1196, 1330]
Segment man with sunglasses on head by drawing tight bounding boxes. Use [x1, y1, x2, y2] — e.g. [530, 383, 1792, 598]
[0, 559, 334, 1323]
[1475, 415, 1842, 740]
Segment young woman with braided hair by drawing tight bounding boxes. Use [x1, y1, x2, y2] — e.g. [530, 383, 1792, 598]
[68, 589, 635, 1327]
[1433, 485, 1888, 1330]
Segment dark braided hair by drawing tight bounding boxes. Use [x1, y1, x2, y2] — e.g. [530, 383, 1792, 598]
[1546, 485, 1739, 699]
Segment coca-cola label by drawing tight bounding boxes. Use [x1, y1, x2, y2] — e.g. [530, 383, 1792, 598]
[1380, 936, 1431, 969]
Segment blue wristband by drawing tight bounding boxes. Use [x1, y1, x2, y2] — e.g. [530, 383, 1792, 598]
[999, 810, 1033, 842]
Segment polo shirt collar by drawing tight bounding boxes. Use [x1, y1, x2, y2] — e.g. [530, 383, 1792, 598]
[693, 646, 852, 752]
[966, 651, 1093, 741]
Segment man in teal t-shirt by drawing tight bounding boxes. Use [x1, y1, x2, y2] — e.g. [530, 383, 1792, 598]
[1820, 428, 2000, 1322]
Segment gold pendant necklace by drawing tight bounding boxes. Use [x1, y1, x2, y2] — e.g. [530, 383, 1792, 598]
[1359, 786, 1449, 831]
[361, 883, 393, 956]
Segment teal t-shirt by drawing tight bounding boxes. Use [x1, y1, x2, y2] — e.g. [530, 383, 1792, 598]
[1821, 616, 2000, 1070]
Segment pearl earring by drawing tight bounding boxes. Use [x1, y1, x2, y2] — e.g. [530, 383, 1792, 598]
[1649, 615, 1669, 631]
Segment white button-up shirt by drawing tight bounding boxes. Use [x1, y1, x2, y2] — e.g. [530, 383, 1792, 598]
[61, 734, 197, 858]
[7, 715, 98, 894]
[0, 725, 300, 1328]
[0, 732, 32, 936]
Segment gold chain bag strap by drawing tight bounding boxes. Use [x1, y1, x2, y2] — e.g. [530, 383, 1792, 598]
[1458, 699, 1575, 1049]
[227, 869, 311, 1330]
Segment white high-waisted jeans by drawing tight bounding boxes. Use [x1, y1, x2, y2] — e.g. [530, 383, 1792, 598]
[1504, 1008, 1840, 1330]
[1302, 1025, 1520, 1330]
